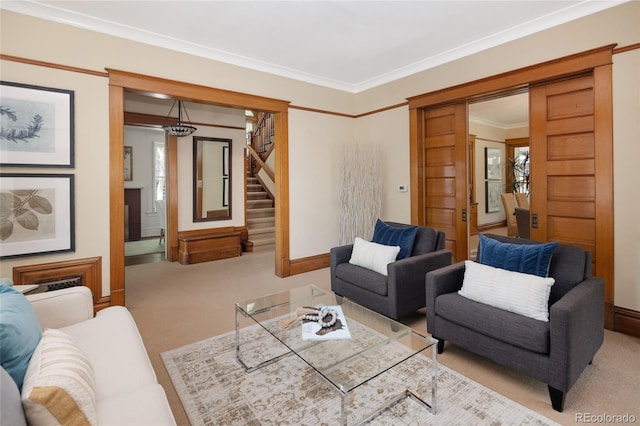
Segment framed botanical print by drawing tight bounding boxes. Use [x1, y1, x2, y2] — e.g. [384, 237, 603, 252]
[0, 81, 74, 167]
[0, 173, 75, 259]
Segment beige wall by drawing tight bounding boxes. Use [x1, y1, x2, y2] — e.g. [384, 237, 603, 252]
[1, 2, 639, 311]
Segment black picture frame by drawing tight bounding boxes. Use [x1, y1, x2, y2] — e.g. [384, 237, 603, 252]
[0, 173, 75, 259]
[0, 81, 74, 167]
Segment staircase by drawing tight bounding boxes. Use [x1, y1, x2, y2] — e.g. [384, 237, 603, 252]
[246, 174, 275, 248]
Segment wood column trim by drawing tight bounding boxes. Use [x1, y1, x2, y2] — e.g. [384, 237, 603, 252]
[108, 84, 125, 306]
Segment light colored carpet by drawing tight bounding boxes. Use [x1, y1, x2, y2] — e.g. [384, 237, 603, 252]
[125, 238, 164, 256]
[161, 324, 558, 425]
[125, 248, 640, 425]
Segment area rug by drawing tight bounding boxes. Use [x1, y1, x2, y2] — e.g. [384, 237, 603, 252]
[162, 324, 558, 425]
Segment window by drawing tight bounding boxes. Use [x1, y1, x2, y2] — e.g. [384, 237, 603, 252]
[153, 140, 166, 209]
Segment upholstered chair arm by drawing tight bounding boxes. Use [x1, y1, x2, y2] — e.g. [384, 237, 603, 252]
[330, 244, 354, 279]
[26, 286, 94, 330]
[548, 276, 604, 393]
[425, 261, 466, 333]
[386, 249, 452, 319]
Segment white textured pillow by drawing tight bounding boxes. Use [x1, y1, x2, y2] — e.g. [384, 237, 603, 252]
[349, 237, 400, 276]
[21, 328, 97, 426]
[459, 260, 555, 321]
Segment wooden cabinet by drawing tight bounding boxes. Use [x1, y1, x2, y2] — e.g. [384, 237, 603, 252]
[178, 230, 241, 264]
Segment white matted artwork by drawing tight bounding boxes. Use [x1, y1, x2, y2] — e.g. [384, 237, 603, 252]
[486, 180, 502, 213]
[485, 147, 502, 180]
[0, 81, 74, 167]
[0, 173, 75, 259]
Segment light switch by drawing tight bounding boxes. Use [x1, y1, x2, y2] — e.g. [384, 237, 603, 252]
[398, 185, 408, 192]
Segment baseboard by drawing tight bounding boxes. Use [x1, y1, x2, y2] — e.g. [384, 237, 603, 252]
[477, 221, 507, 233]
[289, 253, 330, 275]
[614, 306, 640, 338]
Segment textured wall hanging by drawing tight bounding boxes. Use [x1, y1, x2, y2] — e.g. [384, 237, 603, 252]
[338, 142, 382, 245]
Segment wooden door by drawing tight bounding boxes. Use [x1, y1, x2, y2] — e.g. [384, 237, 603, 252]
[529, 71, 614, 327]
[421, 103, 469, 262]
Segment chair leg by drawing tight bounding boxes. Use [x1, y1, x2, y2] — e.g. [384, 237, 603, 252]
[434, 338, 445, 354]
[548, 386, 566, 412]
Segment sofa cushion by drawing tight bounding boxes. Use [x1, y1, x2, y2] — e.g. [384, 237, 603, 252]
[478, 234, 558, 277]
[459, 261, 555, 321]
[478, 234, 589, 305]
[386, 221, 440, 255]
[1, 366, 27, 426]
[372, 219, 417, 259]
[22, 328, 97, 426]
[96, 384, 175, 425]
[335, 263, 388, 296]
[60, 306, 158, 400]
[0, 284, 42, 390]
[349, 237, 399, 276]
[436, 292, 551, 354]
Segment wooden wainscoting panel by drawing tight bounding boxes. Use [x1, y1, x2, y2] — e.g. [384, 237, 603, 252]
[614, 306, 640, 338]
[12, 257, 107, 312]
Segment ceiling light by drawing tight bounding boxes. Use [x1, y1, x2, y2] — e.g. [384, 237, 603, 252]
[163, 100, 197, 137]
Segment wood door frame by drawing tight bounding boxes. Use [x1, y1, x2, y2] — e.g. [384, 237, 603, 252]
[408, 44, 615, 328]
[108, 69, 291, 306]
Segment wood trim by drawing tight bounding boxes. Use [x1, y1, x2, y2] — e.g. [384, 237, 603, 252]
[409, 45, 615, 329]
[274, 110, 290, 277]
[166, 134, 179, 262]
[614, 306, 640, 338]
[355, 102, 408, 118]
[409, 107, 424, 224]
[12, 257, 107, 312]
[247, 145, 275, 181]
[407, 44, 616, 109]
[124, 111, 245, 130]
[0, 54, 108, 78]
[289, 253, 330, 275]
[613, 42, 640, 55]
[594, 62, 615, 329]
[1, 48, 634, 119]
[109, 69, 293, 309]
[289, 105, 354, 118]
[108, 84, 126, 306]
[108, 69, 290, 112]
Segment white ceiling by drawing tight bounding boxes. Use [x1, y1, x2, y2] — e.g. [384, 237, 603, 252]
[1, 0, 626, 94]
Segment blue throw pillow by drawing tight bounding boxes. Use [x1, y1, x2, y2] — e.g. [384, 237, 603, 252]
[372, 219, 418, 260]
[478, 234, 558, 277]
[0, 284, 42, 390]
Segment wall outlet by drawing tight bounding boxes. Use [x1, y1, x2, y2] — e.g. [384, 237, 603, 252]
[398, 184, 408, 192]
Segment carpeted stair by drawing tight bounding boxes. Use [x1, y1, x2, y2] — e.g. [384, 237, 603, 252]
[247, 175, 275, 248]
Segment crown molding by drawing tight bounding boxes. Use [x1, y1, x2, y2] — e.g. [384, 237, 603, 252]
[1, 0, 629, 94]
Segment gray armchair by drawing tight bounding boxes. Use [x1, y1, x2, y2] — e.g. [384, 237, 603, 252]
[331, 222, 451, 320]
[426, 234, 604, 412]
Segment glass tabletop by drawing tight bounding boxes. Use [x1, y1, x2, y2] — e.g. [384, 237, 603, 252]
[235, 284, 437, 394]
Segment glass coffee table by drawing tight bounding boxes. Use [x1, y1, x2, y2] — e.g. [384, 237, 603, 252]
[235, 284, 438, 425]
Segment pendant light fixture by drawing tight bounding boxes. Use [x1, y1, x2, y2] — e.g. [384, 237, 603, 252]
[162, 100, 197, 137]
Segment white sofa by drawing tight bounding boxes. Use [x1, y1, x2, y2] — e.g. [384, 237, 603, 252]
[1, 286, 175, 425]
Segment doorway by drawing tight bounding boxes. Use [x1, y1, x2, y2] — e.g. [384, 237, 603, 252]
[408, 45, 615, 329]
[468, 92, 529, 257]
[123, 124, 167, 266]
[107, 69, 291, 306]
